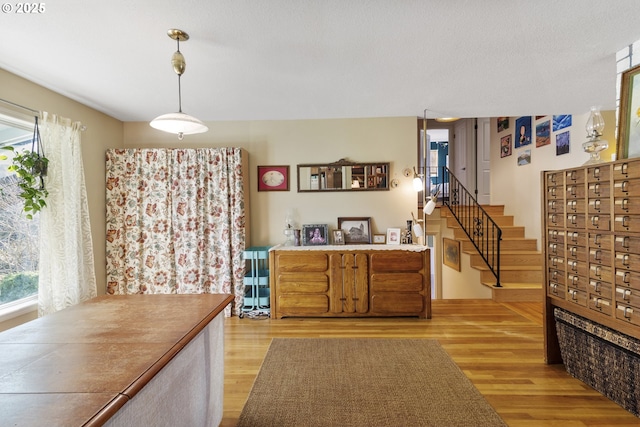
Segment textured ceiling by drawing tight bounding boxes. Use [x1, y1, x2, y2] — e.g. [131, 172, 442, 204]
[1, 0, 640, 122]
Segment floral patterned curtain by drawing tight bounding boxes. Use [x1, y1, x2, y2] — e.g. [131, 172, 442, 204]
[105, 148, 245, 316]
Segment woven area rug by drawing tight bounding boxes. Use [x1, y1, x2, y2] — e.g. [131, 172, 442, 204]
[237, 338, 507, 427]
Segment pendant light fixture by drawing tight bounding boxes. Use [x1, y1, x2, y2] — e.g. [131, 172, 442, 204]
[150, 29, 208, 140]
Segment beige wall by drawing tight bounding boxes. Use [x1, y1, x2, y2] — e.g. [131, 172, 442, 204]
[0, 68, 124, 328]
[490, 111, 617, 246]
[124, 117, 422, 246]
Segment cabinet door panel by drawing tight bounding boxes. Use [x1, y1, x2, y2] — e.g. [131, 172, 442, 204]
[371, 293, 424, 315]
[370, 273, 424, 292]
[275, 253, 328, 272]
[370, 252, 424, 272]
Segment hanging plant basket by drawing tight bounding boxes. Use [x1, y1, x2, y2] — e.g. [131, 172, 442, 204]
[1, 116, 49, 219]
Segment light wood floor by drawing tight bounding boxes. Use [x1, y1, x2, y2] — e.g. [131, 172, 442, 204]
[221, 300, 640, 427]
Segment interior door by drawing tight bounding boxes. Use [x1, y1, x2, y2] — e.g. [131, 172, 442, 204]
[476, 117, 491, 204]
[453, 119, 468, 188]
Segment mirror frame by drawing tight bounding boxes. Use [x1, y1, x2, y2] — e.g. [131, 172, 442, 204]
[297, 158, 390, 192]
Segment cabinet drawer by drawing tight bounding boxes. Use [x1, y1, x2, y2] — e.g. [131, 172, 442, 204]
[547, 229, 566, 244]
[547, 199, 565, 214]
[616, 303, 640, 326]
[614, 235, 640, 253]
[589, 295, 613, 316]
[614, 197, 640, 214]
[589, 264, 612, 282]
[587, 182, 610, 198]
[589, 233, 611, 250]
[614, 179, 640, 197]
[547, 213, 564, 227]
[587, 213, 610, 231]
[548, 256, 565, 270]
[275, 253, 328, 272]
[547, 185, 563, 200]
[547, 242, 564, 257]
[588, 248, 611, 265]
[546, 171, 564, 186]
[566, 169, 585, 185]
[614, 161, 640, 179]
[565, 231, 586, 246]
[588, 198, 609, 213]
[616, 286, 640, 307]
[370, 293, 424, 315]
[566, 184, 586, 199]
[567, 288, 588, 306]
[370, 273, 424, 292]
[588, 279, 612, 299]
[548, 282, 566, 298]
[587, 164, 610, 182]
[614, 252, 640, 271]
[277, 273, 329, 293]
[614, 214, 640, 233]
[566, 199, 586, 214]
[549, 268, 565, 284]
[567, 259, 588, 276]
[566, 245, 586, 260]
[567, 274, 588, 291]
[566, 214, 586, 229]
[370, 251, 424, 272]
[615, 269, 640, 289]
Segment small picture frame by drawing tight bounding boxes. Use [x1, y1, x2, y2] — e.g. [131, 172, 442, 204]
[443, 238, 461, 271]
[386, 228, 401, 245]
[373, 234, 386, 244]
[332, 229, 345, 245]
[338, 217, 372, 244]
[302, 224, 329, 246]
[257, 165, 289, 191]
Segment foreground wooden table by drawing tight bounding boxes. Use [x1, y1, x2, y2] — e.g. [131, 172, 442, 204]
[0, 294, 233, 426]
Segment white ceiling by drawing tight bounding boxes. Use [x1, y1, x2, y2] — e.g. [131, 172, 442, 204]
[2, 0, 640, 122]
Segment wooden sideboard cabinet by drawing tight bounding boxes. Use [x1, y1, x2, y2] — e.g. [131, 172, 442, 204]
[542, 160, 640, 363]
[269, 245, 431, 319]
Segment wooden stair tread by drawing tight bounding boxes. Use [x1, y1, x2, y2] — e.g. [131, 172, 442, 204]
[472, 264, 542, 271]
[482, 282, 542, 289]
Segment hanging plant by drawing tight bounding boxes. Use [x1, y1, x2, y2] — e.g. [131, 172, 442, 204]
[0, 117, 49, 220]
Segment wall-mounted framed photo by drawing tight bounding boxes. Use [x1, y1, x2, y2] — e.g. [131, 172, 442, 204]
[257, 165, 289, 191]
[386, 228, 401, 245]
[337, 217, 372, 244]
[302, 224, 328, 246]
[617, 64, 640, 159]
[443, 237, 461, 271]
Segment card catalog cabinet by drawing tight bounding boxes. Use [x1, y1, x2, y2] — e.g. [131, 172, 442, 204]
[542, 160, 640, 363]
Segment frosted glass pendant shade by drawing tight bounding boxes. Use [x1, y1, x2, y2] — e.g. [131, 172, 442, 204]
[150, 112, 209, 139]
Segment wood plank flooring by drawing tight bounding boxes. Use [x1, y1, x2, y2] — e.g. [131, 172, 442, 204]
[221, 300, 640, 427]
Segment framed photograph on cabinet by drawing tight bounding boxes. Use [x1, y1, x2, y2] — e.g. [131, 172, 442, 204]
[332, 229, 345, 245]
[443, 238, 460, 271]
[302, 224, 329, 246]
[338, 217, 372, 244]
[617, 64, 640, 159]
[257, 165, 289, 191]
[373, 234, 386, 244]
[386, 228, 401, 245]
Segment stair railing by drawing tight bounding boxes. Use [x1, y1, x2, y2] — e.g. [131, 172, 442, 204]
[440, 167, 502, 287]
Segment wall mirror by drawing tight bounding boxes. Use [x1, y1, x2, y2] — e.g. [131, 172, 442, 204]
[297, 158, 389, 192]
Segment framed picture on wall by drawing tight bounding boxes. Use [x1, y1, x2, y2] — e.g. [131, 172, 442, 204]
[443, 238, 460, 271]
[617, 64, 640, 159]
[257, 165, 289, 191]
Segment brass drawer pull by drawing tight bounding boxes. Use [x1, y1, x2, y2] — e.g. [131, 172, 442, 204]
[624, 271, 631, 283]
[593, 183, 601, 195]
[591, 215, 600, 226]
[594, 265, 602, 278]
[595, 297, 601, 309]
[593, 167, 600, 179]
[624, 306, 632, 319]
[622, 181, 629, 193]
[622, 198, 629, 211]
[623, 216, 630, 228]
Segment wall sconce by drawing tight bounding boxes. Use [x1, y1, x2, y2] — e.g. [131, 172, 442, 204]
[424, 185, 441, 215]
[582, 106, 608, 165]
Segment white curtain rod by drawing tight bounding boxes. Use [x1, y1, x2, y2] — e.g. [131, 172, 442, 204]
[0, 98, 87, 131]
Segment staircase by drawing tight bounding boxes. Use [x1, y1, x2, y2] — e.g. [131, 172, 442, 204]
[440, 205, 543, 302]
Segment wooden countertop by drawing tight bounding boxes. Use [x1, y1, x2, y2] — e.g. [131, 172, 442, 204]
[0, 294, 233, 426]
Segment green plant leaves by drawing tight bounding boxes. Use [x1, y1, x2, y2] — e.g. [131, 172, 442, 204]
[2, 146, 48, 220]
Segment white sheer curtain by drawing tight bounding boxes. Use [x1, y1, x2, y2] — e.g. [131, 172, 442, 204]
[38, 111, 97, 316]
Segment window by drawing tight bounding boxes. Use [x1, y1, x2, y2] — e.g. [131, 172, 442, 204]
[0, 113, 39, 312]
